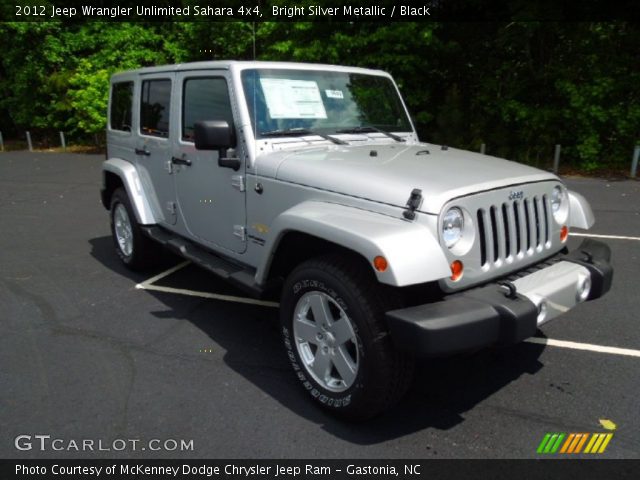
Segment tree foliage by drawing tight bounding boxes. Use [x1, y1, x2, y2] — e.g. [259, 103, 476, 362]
[0, 20, 637, 170]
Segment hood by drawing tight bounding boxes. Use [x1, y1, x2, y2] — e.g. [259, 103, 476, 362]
[257, 143, 557, 213]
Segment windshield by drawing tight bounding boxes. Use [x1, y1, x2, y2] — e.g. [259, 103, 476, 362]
[241, 69, 413, 138]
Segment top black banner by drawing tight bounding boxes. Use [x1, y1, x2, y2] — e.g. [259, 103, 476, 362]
[2, 0, 640, 22]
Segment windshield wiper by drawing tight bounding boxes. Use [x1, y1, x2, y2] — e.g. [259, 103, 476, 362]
[335, 126, 405, 143]
[261, 128, 347, 145]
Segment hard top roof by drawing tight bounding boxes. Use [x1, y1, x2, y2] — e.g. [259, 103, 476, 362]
[110, 60, 389, 81]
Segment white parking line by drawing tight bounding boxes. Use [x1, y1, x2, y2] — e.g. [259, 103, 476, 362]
[138, 283, 279, 308]
[136, 261, 279, 308]
[525, 337, 640, 358]
[570, 232, 640, 241]
[136, 260, 190, 288]
[139, 261, 640, 359]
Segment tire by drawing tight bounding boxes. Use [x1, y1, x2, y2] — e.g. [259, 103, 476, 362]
[109, 187, 161, 270]
[280, 254, 415, 421]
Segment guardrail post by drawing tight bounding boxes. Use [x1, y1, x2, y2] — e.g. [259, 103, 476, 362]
[480, 143, 486, 155]
[0, 131, 4, 151]
[631, 145, 640, 179]
[553, 144, 561, 174]
[26, 131, 33, 152]
[59, 131, 66, 152]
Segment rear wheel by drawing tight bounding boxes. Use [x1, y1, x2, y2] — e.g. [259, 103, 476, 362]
[280, 254, 414, 420]
[109, 188, 160, 270]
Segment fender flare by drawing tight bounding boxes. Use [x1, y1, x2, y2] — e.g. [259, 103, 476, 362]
[568, 190, 595, 230]
[256, 201, 451, 287]
[102, 159, 157, 225]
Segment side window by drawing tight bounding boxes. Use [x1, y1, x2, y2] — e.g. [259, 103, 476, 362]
[182, 77, 233, 141]
[109, 82, 133, 132]
[140, 79, 171, 138]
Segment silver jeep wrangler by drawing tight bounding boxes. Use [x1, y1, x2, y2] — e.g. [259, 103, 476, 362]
[102, 61, 613, 420]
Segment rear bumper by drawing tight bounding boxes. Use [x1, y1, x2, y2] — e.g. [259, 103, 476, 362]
[386, 239, 613, 357]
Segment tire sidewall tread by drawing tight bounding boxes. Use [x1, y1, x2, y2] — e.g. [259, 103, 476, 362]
[280, 254, 414, 420]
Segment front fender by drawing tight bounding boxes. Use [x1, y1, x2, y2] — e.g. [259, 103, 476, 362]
[257, 201, 451, 287]
[568, 190, 595, 229]
[102, 159, 157, 225]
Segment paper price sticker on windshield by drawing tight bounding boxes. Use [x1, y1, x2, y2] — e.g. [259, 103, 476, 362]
[260, 78, 327, 119]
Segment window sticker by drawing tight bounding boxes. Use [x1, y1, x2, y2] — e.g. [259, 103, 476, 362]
[260, 78, 327, 119]
[325, 89, 344, 99]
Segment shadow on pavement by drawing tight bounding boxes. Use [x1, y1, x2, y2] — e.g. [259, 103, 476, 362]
[90, 235, 546, 445]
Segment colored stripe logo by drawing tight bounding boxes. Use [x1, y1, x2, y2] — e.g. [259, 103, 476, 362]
[537, 433, 613, 454]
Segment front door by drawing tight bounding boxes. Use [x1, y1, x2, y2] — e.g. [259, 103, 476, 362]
[172, 71, 246, 254]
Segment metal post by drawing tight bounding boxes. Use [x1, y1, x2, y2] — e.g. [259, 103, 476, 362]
[631, 145, 640, 179]
[26, 131, 33, 152]
[553, 144, 561, 174]
[59, 131, 66, 152]
[480, 143, 486, 155]
[0, 131, 4, 151]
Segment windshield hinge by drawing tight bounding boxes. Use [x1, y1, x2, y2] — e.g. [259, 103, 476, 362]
[403, 189, 422, 220]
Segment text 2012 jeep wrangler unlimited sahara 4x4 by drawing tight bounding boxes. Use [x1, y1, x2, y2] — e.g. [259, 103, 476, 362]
[102, 61, 613, 420]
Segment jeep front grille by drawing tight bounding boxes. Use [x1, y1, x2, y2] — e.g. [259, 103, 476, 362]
[476, 195, 552, 266]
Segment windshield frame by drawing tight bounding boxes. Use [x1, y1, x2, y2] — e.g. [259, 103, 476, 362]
[239, 67, 415, 141]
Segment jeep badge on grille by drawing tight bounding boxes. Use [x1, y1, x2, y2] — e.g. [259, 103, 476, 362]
[509, 190, 524, 200]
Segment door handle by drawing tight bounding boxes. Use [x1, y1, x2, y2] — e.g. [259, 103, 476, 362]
[171, 156, 192, 167]
[135, 148, 150, 156]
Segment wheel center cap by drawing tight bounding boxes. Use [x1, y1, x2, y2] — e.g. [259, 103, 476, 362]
[324, 332, 336, 347]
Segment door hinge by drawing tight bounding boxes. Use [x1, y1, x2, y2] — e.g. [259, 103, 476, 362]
[165, 160, 173, 174]
[231, 175, 245, 192]
[166, 201, 176, 214]
[233, 225, 247, 241]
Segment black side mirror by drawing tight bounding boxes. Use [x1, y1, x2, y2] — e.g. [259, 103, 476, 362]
[194, 120, 236, 150]
[194, 120, 240, 170]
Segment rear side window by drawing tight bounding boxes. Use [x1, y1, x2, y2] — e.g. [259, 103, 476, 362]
[140, 79, 171, 138]
[110, 82, 133, 132]
[182, 77, 234, 141]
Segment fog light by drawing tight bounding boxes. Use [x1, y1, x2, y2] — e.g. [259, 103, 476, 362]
[577, 276, 591, 302]
[450, 260, 464, 281]
[560, 225, 569, 242]
[373, 256, 388, 272]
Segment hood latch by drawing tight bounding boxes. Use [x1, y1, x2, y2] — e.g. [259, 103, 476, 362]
[403, 189, 422, 220]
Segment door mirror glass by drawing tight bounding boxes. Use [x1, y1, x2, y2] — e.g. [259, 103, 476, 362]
[194, 120, 236, 150]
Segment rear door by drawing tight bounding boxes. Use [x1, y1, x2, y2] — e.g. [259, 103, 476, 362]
[135, 74, 177, 225]
[172, 71, 246, 253]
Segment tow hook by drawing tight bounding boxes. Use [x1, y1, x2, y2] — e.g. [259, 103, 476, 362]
[497, 280, 518, 299]
[581, 250, 594, 264]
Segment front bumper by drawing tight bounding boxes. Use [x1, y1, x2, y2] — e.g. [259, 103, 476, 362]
[386, 239, 613, 356]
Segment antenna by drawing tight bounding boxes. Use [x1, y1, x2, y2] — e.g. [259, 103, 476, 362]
[252, 22, 259, 187]
[252, 21, 256, 60]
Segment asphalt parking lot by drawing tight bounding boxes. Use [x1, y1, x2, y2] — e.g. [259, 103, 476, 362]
[1, 152, 638, 459]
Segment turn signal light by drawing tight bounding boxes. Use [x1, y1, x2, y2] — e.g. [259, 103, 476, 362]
[560, 225, 569, 242]
[450, 260, 464, 281]
[373, 256, 388, 272]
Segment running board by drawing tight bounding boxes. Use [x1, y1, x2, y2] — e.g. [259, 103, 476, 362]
[142, 226, 270, 298]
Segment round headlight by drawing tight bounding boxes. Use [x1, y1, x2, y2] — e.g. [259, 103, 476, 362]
[443, 207, 464, 248]
[551, 185, 568, 223]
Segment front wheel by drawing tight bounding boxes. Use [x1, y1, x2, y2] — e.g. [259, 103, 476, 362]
[109, 187, 160, 270]
[280, 254, 414, 420]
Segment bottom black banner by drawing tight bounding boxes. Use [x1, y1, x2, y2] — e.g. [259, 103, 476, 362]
[3, 459, 639, 480]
